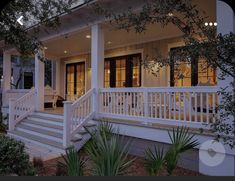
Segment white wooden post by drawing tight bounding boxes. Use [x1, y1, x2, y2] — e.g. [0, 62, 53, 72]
[91, 24, 104, 116]
[143, 89, 149, 124]
[199, 1, 235, 176]
[35, 51, 45, 111]
[9, 98, 16, 131]
[3, 52, 11, 92]
[55, 60, 61, 96]
[63, 101, 72, 148]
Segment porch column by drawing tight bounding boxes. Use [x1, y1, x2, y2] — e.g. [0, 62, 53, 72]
[2, 51, 12, 92]
[199, 1, 235, 176]
[55, 60, 61, 96]
[35, 51, 45, 111]
[91, 24, 104, 115]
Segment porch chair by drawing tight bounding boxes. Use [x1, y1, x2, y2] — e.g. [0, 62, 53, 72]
[44, 85, 58, 109]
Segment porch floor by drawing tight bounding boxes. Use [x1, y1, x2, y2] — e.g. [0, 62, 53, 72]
[42, 107, 63, 115]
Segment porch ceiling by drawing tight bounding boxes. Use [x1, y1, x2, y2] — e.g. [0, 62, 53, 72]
[43, 0, 216, 59]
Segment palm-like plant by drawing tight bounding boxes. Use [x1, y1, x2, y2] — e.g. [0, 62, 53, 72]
[57, 146, 85, 176]
[169, 127, 199, 154]
[144, 146, 165, 176]
[165, 127, 199, 175]
[96, 121, 115, 140]
[144, 127, 199, 176]
[85, 130, 134, 176]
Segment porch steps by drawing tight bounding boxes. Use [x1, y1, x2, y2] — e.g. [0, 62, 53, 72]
[8, 112, 97, 160]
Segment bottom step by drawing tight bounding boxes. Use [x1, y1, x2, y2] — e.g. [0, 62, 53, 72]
[8, 131, 65, 155]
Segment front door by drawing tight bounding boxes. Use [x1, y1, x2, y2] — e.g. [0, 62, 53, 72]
[66, 62, 85, 101]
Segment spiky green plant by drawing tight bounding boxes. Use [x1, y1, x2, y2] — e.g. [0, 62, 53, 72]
[85, 132, 134, 176]
[144, 146, 165, 176]
[165, 127, 199, 175]
[96, 121, 115, 140]
[57, 146, 85, 176]
[169, 127, 199, 154]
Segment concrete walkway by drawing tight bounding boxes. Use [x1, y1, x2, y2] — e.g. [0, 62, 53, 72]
[23, 140, 61, 161]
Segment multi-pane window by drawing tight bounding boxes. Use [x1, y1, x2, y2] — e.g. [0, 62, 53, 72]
[173, 62, 192, 87]
[104, 54, 141, 88]
[170, 48, 217, 87]
[198, 60, 217, 85]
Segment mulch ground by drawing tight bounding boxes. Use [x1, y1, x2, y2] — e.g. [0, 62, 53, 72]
[36, 152, 203, 176]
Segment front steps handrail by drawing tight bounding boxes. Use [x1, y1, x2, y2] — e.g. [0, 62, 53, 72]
[63, 88, 96, 147]
[9, 88, 37, 131]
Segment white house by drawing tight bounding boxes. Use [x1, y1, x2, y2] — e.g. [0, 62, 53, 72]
[1, 0, 234, 176]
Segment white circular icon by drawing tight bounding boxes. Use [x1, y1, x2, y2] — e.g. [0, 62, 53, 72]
[199, 140, 226, 167]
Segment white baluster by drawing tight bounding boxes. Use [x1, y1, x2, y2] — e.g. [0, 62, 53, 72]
[206, 93, 209, 124]
[200, 93, 203, 123]
[194, 93, 198, 122]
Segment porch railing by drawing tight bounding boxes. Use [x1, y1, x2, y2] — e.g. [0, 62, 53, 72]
[9, 88, 37, 131]
[63, 88, 96, 147]
[99, 86, 218, 128]
[2, 89, 30, 107]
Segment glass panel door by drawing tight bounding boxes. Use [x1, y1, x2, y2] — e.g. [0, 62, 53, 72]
[76, 63, 85, 97]
[66, 65, 75, 100]
[66, 62, 85, 101]
[116, 59, 126, 88]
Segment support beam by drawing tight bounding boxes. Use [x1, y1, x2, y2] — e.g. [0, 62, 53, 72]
[35, 51, 45, 111]
[91, 24, 104, 114]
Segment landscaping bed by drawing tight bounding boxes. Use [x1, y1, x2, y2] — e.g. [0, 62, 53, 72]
[38, 153, 202, 176]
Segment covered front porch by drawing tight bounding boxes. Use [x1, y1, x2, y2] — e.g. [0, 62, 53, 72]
[1, 0, 219, 129]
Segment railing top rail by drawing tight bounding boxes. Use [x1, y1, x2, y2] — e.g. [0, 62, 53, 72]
[14, 88, 36, 103]
[6, 89, 31, 93]
[72, 88, 95, 107]
[100, 86, 218, 93]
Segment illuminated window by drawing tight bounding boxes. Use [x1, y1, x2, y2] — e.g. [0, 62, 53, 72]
[170, 48, 217, 87]
[104, 54, 141, 88]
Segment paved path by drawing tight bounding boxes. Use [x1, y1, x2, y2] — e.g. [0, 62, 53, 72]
[23, 140, 61, 161]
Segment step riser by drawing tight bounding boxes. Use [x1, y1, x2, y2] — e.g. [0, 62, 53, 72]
[32, 112, 64, 120]
[74, 133, 91, 151]
[27, 117, 63, 126]
[16, 127, 63, 143]
[21, 122, 63, 134]
[8, 133, 65, 154]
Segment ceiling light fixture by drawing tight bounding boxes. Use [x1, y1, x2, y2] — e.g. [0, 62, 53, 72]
[64, 50, 68, 54]
[107, 41, 112, 45]
[205, 22, 209, 26]
[168, 12, 174, 17]
[86, 35, 91, 39]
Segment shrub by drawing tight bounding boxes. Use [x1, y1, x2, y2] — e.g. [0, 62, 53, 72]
[33, 157, 44, 174]
[57, 146, 85, 176]
[85, 122, 134, 176]
[0, 135, 35, 176]
[0, 113, 7, 133]
[144, 127, 199, 176]
[165, 127, 199, 175]
[144, 146, 165, 176]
